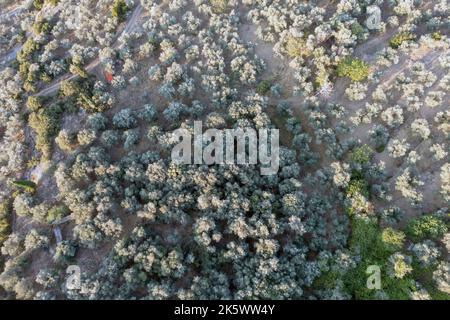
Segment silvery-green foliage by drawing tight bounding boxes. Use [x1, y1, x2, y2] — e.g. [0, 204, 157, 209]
[387, 252, 413, 279]
[101, 130, 120, 147]
[387, 138, 410, 158]
[1, 233, 22, 257]
[433, 262, 450, 294]
[440, 163, 450, 202]
[87, 113, 108, 131]
[345, 82, 368, 101]
[35, 269, 60, 289]
[429, 144, 448, 161]
[411, 118, 431, 140]
[395, 168, 424, 205]
[53, 240, 77, 265]
[410, 240, 441, 267]
[138, 104, 157, 122]
[123, 129, 140, 149]
[369, 125, 390, 149]
[13, 193, 33, 217]
[77, 129, 97, 146]
[113, 108, 138, 129]
[73, 222, 103, 249]
[24, 229, 49, 251]
[163, 102, 186, 122]
[381, 105, 404, 128]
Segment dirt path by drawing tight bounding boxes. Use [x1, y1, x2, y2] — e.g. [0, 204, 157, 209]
[0, 5, 23, 20]
[0, 1, 61, 65]
[353, 28, 398, 62]
[36, 4, 143, 97]
[0, 5, 25, 63]
[10, 3, 144, 233]
[8, 4, 145, 232]
[1, 45, 21, 63]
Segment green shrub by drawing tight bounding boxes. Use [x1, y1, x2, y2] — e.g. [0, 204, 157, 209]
[40, 71, 52, 83]
[59, 78, 108, 113]
[17, 38, 40, 63]
[27, 157, 40, 169]
[382, 276, 417, 300]
[351, 22, 365, 40]
[313, 271, 340, 290]
[431, 32, 442, 41]
[28, 104, 63, 160]
[343, 261, 415, 300]
[33, 0, 44, 10]
[346, 178, 370, 198]
[343, 217, 419, 299]
[23, 81, 37, 93]
[47, 205, 70, 224]
[79, 93, 103, 112]
[343, 262, 377, 299]
[410, 262, 450, 300]
[256, 80, 272, 95]
[337, 57, 370, 82]
[19, 61, 30, 79]
[375, 145, 385, 153]
[349, 218, 389, 261]
[0, 220, 9, 243]
[53, 240, 77, 265]
[210, 0, 229, 13]
[13, 180, 37, 193]
[0, 200, 11, 219]
[26, 96, 44, 112]
[315, 68, 330, 87]
[0, 199, 12, 243]
[389, 32, 416, 49]
[33, 20, 52, 35]
[350, 144, 374, 164]
[285, 36, 310, 58]
[59, 80, 81, 97]
[381, 228, 406, 251]
[69, 64, 89, 78]
[406, 215, 448, 242]
[112, 0, 129, 22]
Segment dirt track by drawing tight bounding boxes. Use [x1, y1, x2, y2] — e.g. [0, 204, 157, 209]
[36, 4, 143, 97]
